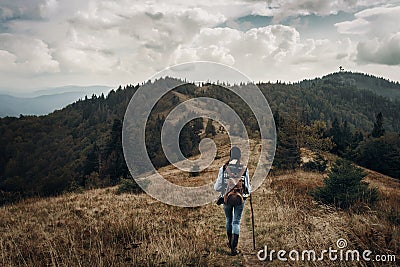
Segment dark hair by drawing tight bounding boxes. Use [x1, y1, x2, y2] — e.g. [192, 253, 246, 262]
[230, 146, 241, 160]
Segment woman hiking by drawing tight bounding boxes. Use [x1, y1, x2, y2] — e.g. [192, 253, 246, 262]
[214, 146, 251, 256]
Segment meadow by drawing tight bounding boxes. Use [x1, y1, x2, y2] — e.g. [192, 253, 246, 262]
[1, 153, 398, 266]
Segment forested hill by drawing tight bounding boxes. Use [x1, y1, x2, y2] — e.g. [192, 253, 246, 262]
[300, 71, 400, 100]
[0, 78, 197, 204]
[1, 73, 400, 205]
[260, 74, 400, 133]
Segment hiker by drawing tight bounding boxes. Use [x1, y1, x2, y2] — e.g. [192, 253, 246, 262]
[214, 146, 251, 256]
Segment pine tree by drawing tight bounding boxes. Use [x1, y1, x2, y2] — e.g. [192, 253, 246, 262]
[342, 120, 353, 148]
[83, 142, 99, 177]
[329, 118, 342, 153]
[192, 118, 204, 134]
[100, 119, 129, 185]
[356, 135, 400, 179]
[205, 119, 216, 137]
[312, 159, 378, 209]
[179, 123, 194, 158]
[274, 115, 301, 170]
[329, 118, 353, 155]
[371, 112, 385, 138]
[300, 120, 334, 151]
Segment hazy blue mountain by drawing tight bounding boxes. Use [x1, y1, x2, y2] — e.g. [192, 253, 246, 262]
[28, 85, 112, 97]
[0, 86, 112, 117]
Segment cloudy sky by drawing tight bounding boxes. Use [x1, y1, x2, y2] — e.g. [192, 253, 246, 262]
[0, 0, 399, 92]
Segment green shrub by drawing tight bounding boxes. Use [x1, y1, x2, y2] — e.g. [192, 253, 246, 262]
[190, 164, 200, 177]
[0, 190, 21, 206]
[116, 178, 145, 194]
[388, 208, 400, 226]
[312, 159, 378, 210]
[302, 154, 327, 173]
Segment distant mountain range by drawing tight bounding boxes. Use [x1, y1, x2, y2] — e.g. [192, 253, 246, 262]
[1, 71, 399, 118]
[0, 86, 112, 117]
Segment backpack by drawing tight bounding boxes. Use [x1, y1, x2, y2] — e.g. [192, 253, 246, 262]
[223, 163, 247, 206]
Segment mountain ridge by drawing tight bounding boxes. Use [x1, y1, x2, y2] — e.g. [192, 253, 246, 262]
[304, 71, 400, 100]
[1, 73, 399, 205]
[2, 71, 400, 117]
[0, 85, 112, 117]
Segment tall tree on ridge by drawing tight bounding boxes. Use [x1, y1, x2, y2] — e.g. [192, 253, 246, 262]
[371, 112, 385, 138]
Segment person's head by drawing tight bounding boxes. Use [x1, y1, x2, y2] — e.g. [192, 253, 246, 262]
[230, 146, 241, 160]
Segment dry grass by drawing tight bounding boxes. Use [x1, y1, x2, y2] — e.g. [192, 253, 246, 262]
[0, 187, 245, 266]
[247, 170, 399, 266]
[0, 135, 247, 267]
[1, 141, 399, 266]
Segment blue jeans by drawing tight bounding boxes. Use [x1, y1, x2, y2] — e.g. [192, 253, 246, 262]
[223, 201, 245, 235]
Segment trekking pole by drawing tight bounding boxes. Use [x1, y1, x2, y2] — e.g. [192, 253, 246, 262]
[249, 194, 256, 250]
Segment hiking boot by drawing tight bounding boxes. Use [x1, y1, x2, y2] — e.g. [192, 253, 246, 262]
[227, 232, 232, 249]
[231, 234, 240, 256]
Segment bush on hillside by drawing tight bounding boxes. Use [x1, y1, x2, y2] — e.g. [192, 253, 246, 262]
[116, 178, 145, 194]
[190, 164, 200, 177]
[312, 159, 378, 210]
[302, 153, 327, 173]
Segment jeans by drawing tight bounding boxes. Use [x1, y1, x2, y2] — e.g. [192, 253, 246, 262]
[223, 201, 245, 235]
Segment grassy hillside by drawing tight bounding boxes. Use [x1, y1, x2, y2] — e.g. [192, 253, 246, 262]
[1, 151, 399, 266]
[250, 170, 399, 266]
[1, 73, 399, 267]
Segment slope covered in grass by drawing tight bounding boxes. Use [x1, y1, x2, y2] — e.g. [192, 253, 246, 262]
[1, 163, 398, 266]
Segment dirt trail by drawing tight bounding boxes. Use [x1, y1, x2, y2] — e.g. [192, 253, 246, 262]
[240, 192, 278, 267]
[240, 207, 264, 267]
[238, 139, 269, 266]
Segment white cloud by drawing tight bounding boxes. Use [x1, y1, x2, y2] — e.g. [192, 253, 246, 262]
[258, 0, 390, 22]
[172, 26, 296, 65]
[0, 7, 14, 20]
[55, 1, 228, 76]
[39, 0, 59, 18]
[336, 5, 400, 36]
[334, 18, 369, 35]
[0, 0, 399, 90]
[171, 25, 354, 81]
[357, 33, 400, 65]
[0, 0, 47, 20]
[335, 5, 400, 65]
[0, 49, 17, 68]
[0, 33, 59, 73]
